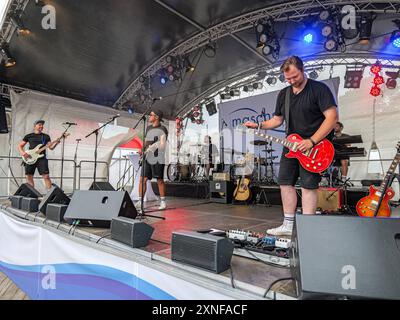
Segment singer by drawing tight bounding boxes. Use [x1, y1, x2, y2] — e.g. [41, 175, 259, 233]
[17, 120, 61, 190]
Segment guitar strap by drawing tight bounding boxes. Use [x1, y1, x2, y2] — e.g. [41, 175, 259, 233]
[284, 86, 291, 136]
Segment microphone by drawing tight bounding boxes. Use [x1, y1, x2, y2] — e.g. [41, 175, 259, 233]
[153, 97, 163, 101]
[110, 114, 120, 120]
[63, 122, 77, 125]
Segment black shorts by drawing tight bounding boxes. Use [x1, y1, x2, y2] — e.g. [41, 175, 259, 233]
[144, 160, 165, 180]
[25, 157, 49, 176]
[278, 148, 321, 190]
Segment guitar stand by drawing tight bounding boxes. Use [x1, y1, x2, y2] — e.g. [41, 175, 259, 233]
[325, 177, 354, 215]
[255, 185, 272, 207]
[373, 173, 399, 217]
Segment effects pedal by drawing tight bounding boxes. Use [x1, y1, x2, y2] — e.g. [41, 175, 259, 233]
[275, 238, 291, 249]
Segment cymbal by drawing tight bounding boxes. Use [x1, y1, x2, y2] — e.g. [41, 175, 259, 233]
[224, 148, 245, 155]
[250, 140, 268, 146]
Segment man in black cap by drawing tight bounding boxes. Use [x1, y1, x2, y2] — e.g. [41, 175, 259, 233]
[18, 120, 60, 190]
[135, 109, 168, 212]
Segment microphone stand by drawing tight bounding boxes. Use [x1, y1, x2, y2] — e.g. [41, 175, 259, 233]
[73, 139, 81, 191]
[132, 99, 165, 220]
[60, 123, 73, 190]
[85, 115, 119, 184]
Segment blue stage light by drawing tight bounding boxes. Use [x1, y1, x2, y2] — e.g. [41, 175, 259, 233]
[303, 32, 313, 44]
[160, 76, 167, 85]
[127, 107, 134, 114]
[393, 35, 400, 48]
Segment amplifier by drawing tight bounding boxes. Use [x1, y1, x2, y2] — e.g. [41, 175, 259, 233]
[209, 181, 234, 204]
[316, 187, 343, 212]
[171, 230, 234, 274]
[212, 172, 230, 181]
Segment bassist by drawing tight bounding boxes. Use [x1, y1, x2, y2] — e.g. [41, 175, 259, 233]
[18, 120, 60, 190]
[245, 56, 338, 236]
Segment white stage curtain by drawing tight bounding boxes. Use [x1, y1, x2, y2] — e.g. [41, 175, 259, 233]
[9, 90, 139, 194]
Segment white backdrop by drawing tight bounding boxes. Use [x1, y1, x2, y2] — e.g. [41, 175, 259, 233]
[9, 90, 139, 194]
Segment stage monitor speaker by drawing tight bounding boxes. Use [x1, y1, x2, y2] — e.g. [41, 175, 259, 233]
[171, 230, 234, 274]
[291, 214, 400, 300]
[89, 181, 115, 191]
[14, 183, 42, 198]
[0, 97, 9, 134]
[10, 195, 23, 209]
[64, 191, 137, 228]
[21, 197, 40, 212]
[39, 185, 70, 214]
[46, 203, 69, 222]
[111, 217, 153, 248]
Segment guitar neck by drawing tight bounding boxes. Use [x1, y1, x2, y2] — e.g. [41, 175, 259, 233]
[379, 154, 400, 193]
[254, 130, 293, 148]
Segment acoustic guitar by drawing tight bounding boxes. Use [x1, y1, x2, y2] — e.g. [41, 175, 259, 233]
[236, 125, 334, 173]
[356, 141, 400, 218]
[233, 176, 251, 202]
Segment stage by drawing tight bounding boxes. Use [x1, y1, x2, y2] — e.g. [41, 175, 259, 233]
[0, 197, 298, 300]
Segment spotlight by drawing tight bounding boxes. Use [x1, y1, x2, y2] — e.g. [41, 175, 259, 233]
[204, 43, 216, 58]
[303, 32, 314, 44]
[279, 74, 286, 83]
[185, 57, 195, 73]
[253, 82, 263, 90]
[0, 46, 16, 68]
[255, 22, 264, 33]
[369, 85, 381, 97]
[166, 64, 174, 74]
[324, 37, 338, 51]
[127, 106, 134, 114]
[160, 75, 168, 85]
[385, 71, 399, 89]
[344, 69, 363, 88]
[168, 74, 175, 82]
[319, 10, 331, 22]
[322, 24, 333, 37]
[11, 14, 31, 35]
[373, 75, 384, 86]
[309, 70, 319, 80]
[229, 89, 240, 97]
[205, 101, 218, 116]
[262, 44, 273, 56]
[166, 55, 175, 64]
[259, 33, 268, 44]
[359, 13, 376, 45]
[243, 85, 254, 92]
[266, 76, 277, 85]
[220, 93, 231, 100]
[370, 62, 381, 75]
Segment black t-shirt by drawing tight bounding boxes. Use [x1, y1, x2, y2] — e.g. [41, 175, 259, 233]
[275, 79, 337, 140]
[145, 124, 168, 158]
[23, 133, 51, 156]
[201, 143, 219, 162]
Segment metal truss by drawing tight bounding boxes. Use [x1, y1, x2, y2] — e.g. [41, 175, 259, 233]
[0, 0, 30, 44]
[113, 0, 400, 109]
[176, 51, 400, 118]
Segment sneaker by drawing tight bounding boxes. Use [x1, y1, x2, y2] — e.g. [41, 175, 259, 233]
[134, 201, 143, 214]
[266, 222, 293, 236]
[158, 201, 166, 210]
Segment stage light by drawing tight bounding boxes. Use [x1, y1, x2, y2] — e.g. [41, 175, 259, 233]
[168, 74, 176, 82]
[11, 14, 31, 36]
[385, 71, 399, 89]
[253, 82, 263, 90]
[127, 107, 134, 114]
[0, 46, 16, 68]
[166, 55, 174, 64]
[204, 43, 216, 58]
[220, 93, 231, 100]
[266, 76, 277, 85]
[262, 44, 273, 56]
[255, 22, 264, 33]
[319, 10, 331, 22]
[344, 69, 363, 88]
[230, 89, 240, 97]
[160, 75, 168, 85]
[303, 32, 314, 44]
[322, 24, 333, 37]
[259, 33, 268, 44]
[279, 74, 286, 83]
[166, 64, 174, 74]
[373, 75, 384, 86]
[370, 63, 381, 75]
[359, 13, 376, 45]
[370, 85, 381, 97]
[243, 85, 254, 92]
[185, 57, 195, 73]
[309, 70, 319, 80]
[324, 37, 338, 51]
[206, 101, 218, 116]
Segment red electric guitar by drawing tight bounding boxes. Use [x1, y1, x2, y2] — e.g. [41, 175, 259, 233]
[237, 125, 334, 173]
[356, 141, 400, 218]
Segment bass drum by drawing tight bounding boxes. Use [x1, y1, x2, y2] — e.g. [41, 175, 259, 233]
[167, 164, 191, 182]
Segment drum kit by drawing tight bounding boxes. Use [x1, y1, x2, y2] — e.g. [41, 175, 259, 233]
[167, 143, 209, 182]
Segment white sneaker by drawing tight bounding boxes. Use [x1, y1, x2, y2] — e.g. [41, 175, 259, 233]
[158, 201, 166, 210]
[134, 201, 143, 214]
[267, 222, 293, 236]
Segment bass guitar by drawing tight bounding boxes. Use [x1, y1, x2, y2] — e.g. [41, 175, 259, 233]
[22, 133, 70, 165]
[236, 125, 334, 173]
[356, 141, 400, 218]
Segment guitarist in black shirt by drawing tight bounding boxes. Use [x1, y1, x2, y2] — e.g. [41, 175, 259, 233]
[18, 120, 60, 190]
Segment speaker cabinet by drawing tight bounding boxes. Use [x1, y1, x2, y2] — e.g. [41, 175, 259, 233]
[209, 181, 233, 204]
[89, 181, 115, 191]
[10, 195, 23, 209]
[64, 191, 137, 228]
[46, 204, 69, 222]
[21, 197, 40, 212]
[39, 185, 70, 214]
[14, 183, 41, 198]
[111, 217, 154, 248]
[291, 214, 400, 299]
[171, 230, 234, 273]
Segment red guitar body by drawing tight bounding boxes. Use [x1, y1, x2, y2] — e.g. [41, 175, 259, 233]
[356, 185, 394, 218]
[285, 134, 335, 173]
